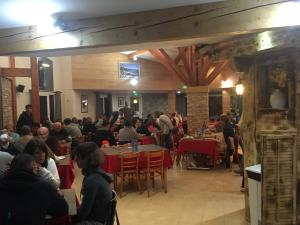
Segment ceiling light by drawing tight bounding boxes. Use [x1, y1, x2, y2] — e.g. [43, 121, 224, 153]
[130, 79, 138, 86]
[221, 79, 234, 89]
[177, 91, 181, 94]
[133, 55, 138, 61]
[120, 51, 136, 55]
[5, 1, 59, 27]
[42, 63, 50, 67]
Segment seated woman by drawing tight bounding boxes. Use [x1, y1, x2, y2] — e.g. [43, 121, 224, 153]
[0, 154, 68, 225]
[24, 138, 60, 189]
[73, 142, 112, 224]
[93, 119, 116, 147]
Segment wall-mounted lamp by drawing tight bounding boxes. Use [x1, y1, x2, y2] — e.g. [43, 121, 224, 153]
[133, 98, 138, 104]
[235, 77, 244, 95]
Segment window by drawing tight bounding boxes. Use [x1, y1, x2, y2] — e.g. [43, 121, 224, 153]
[38, 58, 54, 91]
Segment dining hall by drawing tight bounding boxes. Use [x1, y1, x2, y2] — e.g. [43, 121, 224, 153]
[0, 1, 299, 225]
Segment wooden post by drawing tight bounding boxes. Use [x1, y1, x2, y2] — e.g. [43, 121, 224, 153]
[30, 57, 40, 123]
[9, 56, 17, 129]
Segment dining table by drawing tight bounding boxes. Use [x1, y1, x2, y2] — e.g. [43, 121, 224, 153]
[177, 138, 219, 167]
[101, 144, 173, 174]
[56, 155, 75, 189]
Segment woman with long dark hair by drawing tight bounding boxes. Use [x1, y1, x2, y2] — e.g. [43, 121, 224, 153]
[24, 137, 60, 188]
[74, 142, 112, 224]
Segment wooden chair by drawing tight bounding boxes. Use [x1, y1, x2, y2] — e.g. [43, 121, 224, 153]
[140, 150, 167, 197]
[116, 152, 141, 198]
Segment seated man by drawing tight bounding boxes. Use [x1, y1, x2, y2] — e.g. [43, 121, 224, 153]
[118, 120, 141, 145]
[0, 154, 68, 225]
[0, 133, 19, 155]
[37, 127, 60, 160]
[50, 122, 70, 142]
[13, 125, 33, 153]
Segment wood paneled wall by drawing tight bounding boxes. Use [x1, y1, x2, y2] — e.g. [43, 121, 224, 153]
[71, 53, 181, 91]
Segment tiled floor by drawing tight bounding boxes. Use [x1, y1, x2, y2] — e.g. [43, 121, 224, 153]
[73, 165, 248, 225]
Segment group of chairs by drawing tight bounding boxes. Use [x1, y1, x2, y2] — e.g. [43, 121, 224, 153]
[114, 150, 167, 198]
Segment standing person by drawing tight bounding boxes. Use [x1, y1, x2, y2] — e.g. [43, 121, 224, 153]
[0, 154, 68, 225]
[16, 104, 33, 133]
[119, 102, 134, 122]
[221, 115, 235, 168]
[158, 113, 174, 149]
[73, 142, 112, 224]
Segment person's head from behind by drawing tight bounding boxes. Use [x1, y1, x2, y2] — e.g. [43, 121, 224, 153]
[9, 154, 38, 175]
[74, 142, 104, 175]
[20, 125, 32, 136]
[25, 104, 32, 112]
[124, 120, 132, 127]
[64, 118, 72, 126]
[37, 127, 49, 142]
[53, 122, 62, 132]
[24, 138, 49, 167]
[72, 117, 78, 124]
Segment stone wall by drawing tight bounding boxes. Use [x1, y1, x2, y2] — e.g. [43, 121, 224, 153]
[0, 78, 13, 128]
[142, 93, 168, 118]
[186, 86, 209, 132]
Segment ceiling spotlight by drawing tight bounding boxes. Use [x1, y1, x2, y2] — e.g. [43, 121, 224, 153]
[133, 55, 138, 61]
[130, 79, 138, 86]
[42, 63, 50, 67]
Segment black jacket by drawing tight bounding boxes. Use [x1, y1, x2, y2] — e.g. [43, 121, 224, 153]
[0, 170, 68, 225]
[77, 168, 112, 223]
[16, 111, 33, 133]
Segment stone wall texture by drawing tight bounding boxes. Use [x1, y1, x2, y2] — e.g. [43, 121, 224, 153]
[0, 78, 13, 128]
[186, 87, 209, 132]
[142, 93, 168, 118]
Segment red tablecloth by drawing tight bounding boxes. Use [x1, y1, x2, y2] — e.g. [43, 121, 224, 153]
[177, 139, 219, 165]
[102, 150, 173, 174]
[57, 161, 75, 189]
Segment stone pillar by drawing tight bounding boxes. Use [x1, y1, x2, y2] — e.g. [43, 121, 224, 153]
[168, 91, 176, 113]
[186, 86, 209, 132]
[222, 89, 231, 114]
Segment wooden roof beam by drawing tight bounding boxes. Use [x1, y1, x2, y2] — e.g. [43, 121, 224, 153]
[0, 68, 31, 77]
[128, 50, 148, 60]
[0, 0, 294, 55]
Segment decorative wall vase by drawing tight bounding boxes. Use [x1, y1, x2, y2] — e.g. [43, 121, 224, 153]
[270, 89, 286, 109]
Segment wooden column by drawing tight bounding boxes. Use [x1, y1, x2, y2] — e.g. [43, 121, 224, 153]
[222, 90, 231, 114]
[168, 91, 176, 113]
[9, 56, 17, 129]
[186, 86, 209, 133]
[30, 57, 40, 123]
